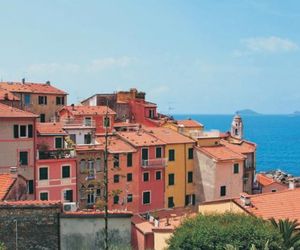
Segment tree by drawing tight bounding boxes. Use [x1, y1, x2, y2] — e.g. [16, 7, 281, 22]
[270, 218, 300, 249]
[167, 213, 283, 250]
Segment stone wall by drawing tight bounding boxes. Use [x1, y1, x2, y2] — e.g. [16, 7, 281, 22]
[0, 202, 61, 250]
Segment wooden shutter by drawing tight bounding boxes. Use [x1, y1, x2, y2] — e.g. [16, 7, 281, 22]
[14, 125, 19, 138]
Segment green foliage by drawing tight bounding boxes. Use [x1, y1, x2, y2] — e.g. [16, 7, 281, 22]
[270, 218, 300, 249]
[0, 242, 6, 250]
[167, 213, 283, 250]
[225, 241, 269, 250]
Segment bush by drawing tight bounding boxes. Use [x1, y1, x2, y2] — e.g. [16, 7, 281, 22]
[167, 213, 283, 250]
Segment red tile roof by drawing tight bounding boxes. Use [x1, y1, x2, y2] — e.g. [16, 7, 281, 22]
[118, 130, 165, 147]
[196, 145, 246, 161]
[0, 174, 16, 200]
[96, 136, 137, 153]
[256, 173, 276, 186]
[0, 200, 61, 206]
[234, 189, 300, 222]
[177, 119, 204, 128]
[61, 105, 116, 116]
[220, 139, 256, 154]
[36, 122, 67, 135]
[146, 127, 195, 144]
[0, 82, 67, 95]
[0, 103, 38, 118]
[0, 88, 20, 101]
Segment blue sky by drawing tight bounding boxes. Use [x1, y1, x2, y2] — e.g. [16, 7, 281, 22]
[0, 0, 300, 114]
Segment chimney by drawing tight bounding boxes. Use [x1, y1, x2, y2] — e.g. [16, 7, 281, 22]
[22, 78, 25, 84]
[4, 93, 9, 100]
[71, 104, 75, 110]
[240, 193, 251, 206]
[46, 81, 51, 85]
[10, 166, 18, 178]
[289, 178, 295, 190]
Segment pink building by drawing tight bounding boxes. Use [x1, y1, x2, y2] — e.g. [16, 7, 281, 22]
[36, 122, 77, 202]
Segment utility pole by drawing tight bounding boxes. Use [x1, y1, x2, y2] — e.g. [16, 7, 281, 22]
[104, 99, 109, 250]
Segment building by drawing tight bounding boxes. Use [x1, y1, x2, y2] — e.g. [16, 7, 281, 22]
[164, 119, 204, 138]
[146, 127, 196, 208]
[255, 171, 292, 193]
[0, 81, 67, 122]
[0, 103, 38, 199]
[0, 88, 20, 108]
[36, 122, 77, 202]
[118, 130, 167, 213]
[0, 173, 28, 201]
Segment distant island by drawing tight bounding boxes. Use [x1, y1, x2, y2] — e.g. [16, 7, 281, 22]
[293, 111, 300, 116]
[236, 109, 261, 116]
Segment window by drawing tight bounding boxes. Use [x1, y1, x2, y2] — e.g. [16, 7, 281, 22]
[149, 109, 155, 118]
[143, 172, 149, 182]
[96, 158, 102, 172]
[155, 171, 161, 180]
[20, 125, 27, 137]
[39, 167, 48, 180]
[56, 96, 65, 105]
[113, 195, 119, 204]
[143, 191, 150, 205]
[127, 153, 132, 167]
[220, 186, 226, 197]
[96, 189, 101, 197]
[185, 194, 196, 206]
[168, 173, 175, 186]
[104, 117, 110, 128]
[40, 192, 48, 201]
[87, 187, 95, 205]
[80, 159, 86, 173]
[169, 149, 175, 161]
[233, 163, 239, 174]
[64, 190, 73, 202]
[55, 137, 63, 149]
[84, 117, 92, 126]
[24, 94, 31, 106]
[38, 96, 47, 105]
[127, 173, 133, 182]
[14, 125, 33, 138]
[40, 114, 45, 123]
[142, 148, 148, 166]
[19, 151, 28, 165]
[127, 194, 133, 203]
[14, 125, 19, 138]
[114, 175, 120, 183]
[272, 189, 277, 193]
[168, 197, 174, 208]
[156, 147, 162, 158]
[113, 154, 119, 168]
[88, 160, 95, 179]
[84, 134, 92, 144]
[188, 148, 193, 159]
[62, 166, 70, 178]
[27, 180, 34, 194]
[188, 171, 193, 183]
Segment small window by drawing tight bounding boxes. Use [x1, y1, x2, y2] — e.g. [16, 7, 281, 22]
[127, 194, 133, 203]
[113, 154, 119, 168]
[28, 180, 34, 194]
[80, 159, 86, 173]
[13, 125, 19, 138]
[39, 167, 48, 180]
[188, 171, 193, 183]
[84, 117, 92, 126]
[62, 166, 70, 178]
[156, 147, 162, 158]
[155, 171, 162, 180]
[96, 158, 102, 172]
[104, 117, 110, 128]
[220, 186, 226, 197]
[56, 96, 65, 105]
[141, 148, 148, 165]
[24, 94, 31, 106]
[233, 163, 239, 174]
[40, 114, 46, 123]
[55, 137, 63, 149]
[38, 96, 47, 105]
[127, 173, 132, 182]
[113, 175, 119, 183]
[143, 191, 150, 205]
[271, 189, 277, 193]
[40, 192, 48, 201]
[168, 197, 174, 208]
[143, 172, 149, 182]
[64, 190, 73, 202]
[168, 149, 175, 161]
[188, 148, 193, 159]
[96, 189, 101, 197]
[127, 153, 132, 167]
[19, 151, 28, 165]
[84, 134, 92, 144]
[168, 173, 175, 186]
[113, 195, 119, 204]
[20, 125, 27, 137]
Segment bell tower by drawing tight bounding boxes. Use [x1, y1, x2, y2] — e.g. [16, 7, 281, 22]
[231, 114, 243, 139]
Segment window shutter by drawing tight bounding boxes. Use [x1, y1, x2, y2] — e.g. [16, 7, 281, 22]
[14, 125, 19, 138]
[28, 125, 33, 138]
[45, 96, 47, 105]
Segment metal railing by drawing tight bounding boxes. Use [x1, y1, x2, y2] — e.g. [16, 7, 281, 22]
[62, 119, 96, 128]
[141, 158, 168, 168]
[38, 149, 76, 160]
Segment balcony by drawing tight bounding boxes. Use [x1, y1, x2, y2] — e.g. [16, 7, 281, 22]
[62, 119, 96, 128]
[141, 158, 168, 168]
[38, 149, 76, 160]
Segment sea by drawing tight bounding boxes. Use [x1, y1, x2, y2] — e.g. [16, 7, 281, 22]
[174, 114, 300, 176]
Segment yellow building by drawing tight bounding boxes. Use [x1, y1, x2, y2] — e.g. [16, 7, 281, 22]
[147, 127, 196, 208]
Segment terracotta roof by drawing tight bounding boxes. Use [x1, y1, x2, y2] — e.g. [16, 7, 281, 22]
[96, 136, 137, 153]
[113, 122, 139, 128]
[196, 145, 246, 161]
[37, 122, 67, 135]
[117, 130, 165, 147]
[220, 139, 256, 154]
[146, 127, 195, 144]
[0, 88, 20, 101]
[0, 200, 61, 206]
[177, 119, 204, 128]
[256, 173, 276, 186]
[0, 103, 38, 118]
[0, 82, 67, 95]
[234, 189, 300, 222]
[0, 174, 16, 200]
[76, 144, 103, 152]
[61, 105, 116, 116]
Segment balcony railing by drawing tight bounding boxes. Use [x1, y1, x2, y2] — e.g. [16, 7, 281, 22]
[38, 149, 76, 160]
[62, 119, 96, 128]
[141, 158, 168, 168]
